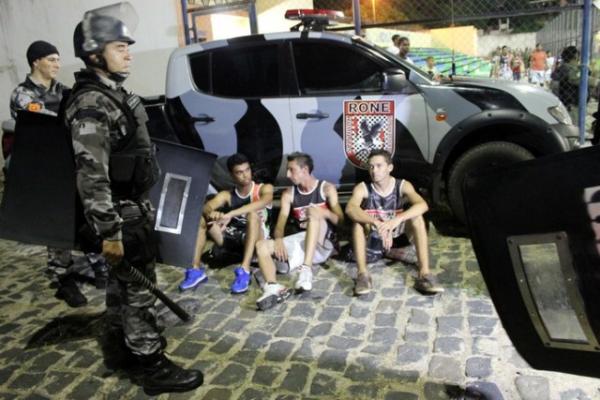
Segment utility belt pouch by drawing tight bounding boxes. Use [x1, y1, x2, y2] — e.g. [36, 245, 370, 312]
[109, 151, 160, 197]
[119, 204, 144, 221]
[108, 154, 136, 185]
[133, 149, 160, 194]
[121, 212, 157, 266]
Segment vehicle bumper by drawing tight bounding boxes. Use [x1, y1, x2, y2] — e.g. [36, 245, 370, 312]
[550, 123, 591, 150]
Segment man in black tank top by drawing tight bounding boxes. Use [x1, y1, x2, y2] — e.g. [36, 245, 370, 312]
[255, 152, 344, 311]
[346, 150, 443, 295]
[180, 153, 273, 294]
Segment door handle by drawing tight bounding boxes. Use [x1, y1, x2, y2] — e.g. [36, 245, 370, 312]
[191, 114, 215, 123]
[296, 111, 329, 120]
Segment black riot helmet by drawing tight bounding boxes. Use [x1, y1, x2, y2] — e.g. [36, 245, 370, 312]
[73, 15, 135, 59]
[73, 2, 138, 81]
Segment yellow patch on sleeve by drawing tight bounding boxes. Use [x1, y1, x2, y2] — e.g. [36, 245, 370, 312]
[26, 102, 42, 112]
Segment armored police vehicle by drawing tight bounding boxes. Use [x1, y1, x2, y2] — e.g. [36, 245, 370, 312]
[147, 9, 582, 223]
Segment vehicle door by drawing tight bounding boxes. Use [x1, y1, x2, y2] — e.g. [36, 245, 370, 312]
[184, 41, 290, 189]
[287, 38, 430, 193]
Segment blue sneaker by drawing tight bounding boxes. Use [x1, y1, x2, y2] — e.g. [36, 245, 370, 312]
[179, 267, 208, 291]
[231, 267, 251, 294]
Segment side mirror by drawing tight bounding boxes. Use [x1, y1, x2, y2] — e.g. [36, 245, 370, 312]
[382, 68, 411, 93]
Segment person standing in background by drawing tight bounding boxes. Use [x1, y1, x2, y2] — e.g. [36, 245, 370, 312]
[554, 46, 581, 124]
[9, 40, 108, 308]
[529, 43, 548, 87]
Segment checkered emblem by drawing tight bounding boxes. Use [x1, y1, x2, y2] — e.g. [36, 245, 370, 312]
[343, 100, 395, 169]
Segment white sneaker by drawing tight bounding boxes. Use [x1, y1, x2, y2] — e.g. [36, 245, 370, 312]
[295, 265, 313, 292]
[256, 283, 290, 311]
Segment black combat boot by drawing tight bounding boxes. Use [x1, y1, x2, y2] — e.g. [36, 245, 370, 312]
[139, 352, 203, 396]
[55, 275, 87, 307]
[102, 327, 137, 370]
[103, 328, 168, 371]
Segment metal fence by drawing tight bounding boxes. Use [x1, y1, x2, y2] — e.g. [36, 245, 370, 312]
[315, 0, 591, 124]
[186, 0, 597, 136]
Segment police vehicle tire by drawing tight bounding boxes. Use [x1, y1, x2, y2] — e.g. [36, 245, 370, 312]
[447, 141, 533, 225]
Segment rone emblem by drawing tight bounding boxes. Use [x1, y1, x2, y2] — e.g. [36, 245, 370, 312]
[343, 99, 395, 169]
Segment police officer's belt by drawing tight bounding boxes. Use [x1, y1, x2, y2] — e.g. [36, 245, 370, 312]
[115, 200, 145, 220]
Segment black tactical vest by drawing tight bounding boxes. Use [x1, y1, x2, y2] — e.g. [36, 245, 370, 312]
[66, 72, 160, 200]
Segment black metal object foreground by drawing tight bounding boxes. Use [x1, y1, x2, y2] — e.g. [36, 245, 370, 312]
[116, 261, 192, 322]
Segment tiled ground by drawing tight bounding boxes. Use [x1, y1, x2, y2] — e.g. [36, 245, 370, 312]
[0, 225, 598, 399]
[0, 103, 598, 399]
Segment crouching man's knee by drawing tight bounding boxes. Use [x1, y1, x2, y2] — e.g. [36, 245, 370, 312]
[307, 206, 325, 224]
[247, 211, 258, 223]
[255, 239, 270, 257]
[409, 215, 426, 231]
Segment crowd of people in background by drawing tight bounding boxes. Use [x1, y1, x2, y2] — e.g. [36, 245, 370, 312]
[384, 33, 588, 125]
[489, 42, 588, 124]
[489, 43, 557, 86]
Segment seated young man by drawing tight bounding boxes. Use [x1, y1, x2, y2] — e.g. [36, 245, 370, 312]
[345, 149, 443, 295]
[179, 153, 273, 293]
[254, 152, 344, 310]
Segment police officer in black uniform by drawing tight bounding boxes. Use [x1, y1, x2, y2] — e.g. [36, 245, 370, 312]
[64, 8, 203, 395]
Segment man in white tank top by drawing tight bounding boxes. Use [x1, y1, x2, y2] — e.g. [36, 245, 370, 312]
[255, 152, 344, 311]
[346, 149, 443, 295]
[180, 153, 273, 294]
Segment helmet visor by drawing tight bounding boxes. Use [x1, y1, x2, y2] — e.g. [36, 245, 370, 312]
[84, 2, 138, 33]
[82, 1, 138, 51]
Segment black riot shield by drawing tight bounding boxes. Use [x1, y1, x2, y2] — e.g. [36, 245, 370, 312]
[149, 139, 216, 267]
[463, 145, 600, 379]
[0, 111, 76, 248]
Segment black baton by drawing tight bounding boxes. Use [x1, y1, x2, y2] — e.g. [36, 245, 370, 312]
[117, 261, 191, 322]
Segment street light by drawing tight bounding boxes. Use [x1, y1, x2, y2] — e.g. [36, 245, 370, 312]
[371, 0, 376, 23]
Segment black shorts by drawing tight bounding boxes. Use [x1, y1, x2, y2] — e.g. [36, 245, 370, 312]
[222, 224, 246, 253]
[366, 232, 408, 263]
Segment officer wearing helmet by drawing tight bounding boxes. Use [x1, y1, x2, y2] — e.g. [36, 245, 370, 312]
[64, 10, 203, 396]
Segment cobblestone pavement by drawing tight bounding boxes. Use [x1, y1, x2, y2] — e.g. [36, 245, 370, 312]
[0, 225, 599, 400]
[0, 88, 598, 400]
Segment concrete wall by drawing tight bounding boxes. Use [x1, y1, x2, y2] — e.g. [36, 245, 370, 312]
[0, 0, 318, 125]
[0, 0, 181, 123]
[256, 0, 313, 34]
[430, 26, 478, 56]
[477, 31, 537, 57]
[366, 26, 538, 60]
[210, 12, 251, 41]
[366, 28, 432, 49]
[193, 0, 314, 42]
[366, 26, 478, 56]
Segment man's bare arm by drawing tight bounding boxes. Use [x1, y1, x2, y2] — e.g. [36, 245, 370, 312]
[274, 188, 292, 240]
[224, 183, 274, 219]
[345, 183, 376, 226]
[273, 188, 292, 261]
[380, 180, 428, 233]
[398, 181, 428, 220]
[202, 191, 231, 220]
[323, 182, 344, 226]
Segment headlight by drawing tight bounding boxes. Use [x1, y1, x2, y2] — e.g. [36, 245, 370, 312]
[548, 104, 572, 125]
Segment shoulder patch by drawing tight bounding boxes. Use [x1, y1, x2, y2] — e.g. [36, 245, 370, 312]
[27, 102, 42, 112]
[78, 122, 97, 136]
